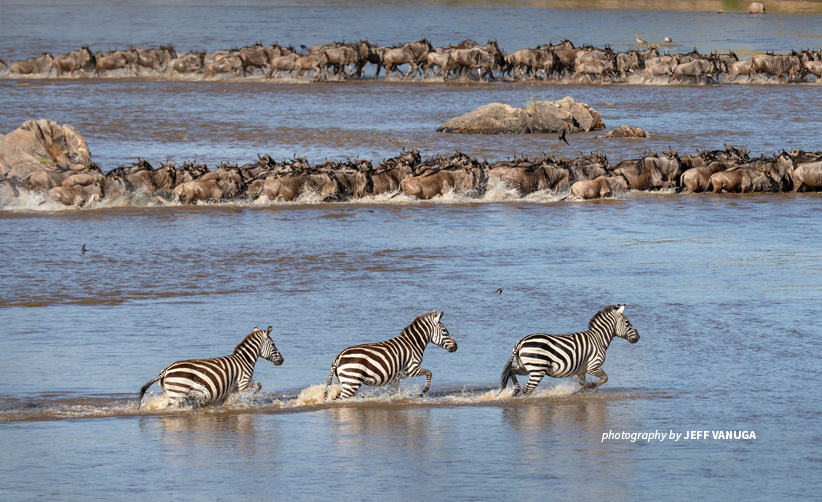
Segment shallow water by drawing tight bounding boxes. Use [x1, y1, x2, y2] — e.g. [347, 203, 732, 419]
[2, 1, 822, 500]
[2, 196, 822, 500]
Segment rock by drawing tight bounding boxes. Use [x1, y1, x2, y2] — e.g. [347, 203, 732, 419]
[603, 125, 651, 138]
[437, 103, 529, 134]
[0, 119, 92, 179]
[749, 2, 765, 14]
[438, 97, 604, 134]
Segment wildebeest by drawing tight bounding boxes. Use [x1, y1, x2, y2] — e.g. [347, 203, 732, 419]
[399, 164, 484, 199]
[641, 55, 678, 83]
[707, 165, 769, 193]
[612, 150, 681, 190]
[726, 58, 755, 82]
[680, 161, 735, 193]
[322, 44, 360, 78]
[752, 54, 802, 83]
[791, 161, 822, 192]
[294, 53, 328, 81]
[571, 58, 615, 82]
[671, 56, 721, 84]
[444, 41, 502, 81]
[235, 43, 272, 76]
[266, 53, 299, 79]
[10, 53, 53, 75]
[170, 51, 206, 74]
[52, 47, 96, 77]
[507, 48, 556, 80]
[383, 39, 433, 80]
[202, 54, 243, 79]
[422, 49, 451, 79]
[95, 49, 139, 76]
[486, 161, 569, 194]
[568, 176, 627, 200]
[135, 45, 177, 74]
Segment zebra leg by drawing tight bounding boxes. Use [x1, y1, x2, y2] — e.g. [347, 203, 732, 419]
[509, 373, 522, 396]
[389, 378, 401, 395]
[323, 366, 336, 400]
[584, 368, 609, 389]
[417, 368, 433, 396]
[521, 372, 545, 396]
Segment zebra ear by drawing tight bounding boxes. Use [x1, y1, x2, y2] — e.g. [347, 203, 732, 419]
[266, 326, 273, 335]
[434, 310, 443, 322]
[616, 304, 625, 314]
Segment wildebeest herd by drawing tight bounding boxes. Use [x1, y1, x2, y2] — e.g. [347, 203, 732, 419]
[4, 146, 822, 207]
[2, 39, 821, 84]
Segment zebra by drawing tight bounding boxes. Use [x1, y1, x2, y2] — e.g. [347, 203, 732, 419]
[324, 310, 458, 400]
[137, 325, 284, 409]
[500, 304, 639, 396]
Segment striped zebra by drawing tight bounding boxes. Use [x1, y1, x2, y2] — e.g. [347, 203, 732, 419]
[137, 326, 284, 409]
[324, 311, 458, 400]
[500, 304, 639, 396]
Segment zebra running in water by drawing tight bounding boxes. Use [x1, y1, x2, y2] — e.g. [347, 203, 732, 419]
[500, 304, 639, 396]
[324, 311, 458, 400]
[137, 325, 284, 409]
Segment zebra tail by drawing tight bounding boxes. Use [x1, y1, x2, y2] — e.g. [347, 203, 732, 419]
[137, 375, 161, 410]
[500, 353, 515, 392]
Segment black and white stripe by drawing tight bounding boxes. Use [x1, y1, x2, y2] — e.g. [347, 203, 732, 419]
[137, 326, 284, 408]
[324, 311, 458, 400]
[500, 304, 639, 396]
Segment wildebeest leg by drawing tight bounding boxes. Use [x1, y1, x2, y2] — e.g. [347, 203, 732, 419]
[584, 368, 608, 389]
[522, 372, 545, 396]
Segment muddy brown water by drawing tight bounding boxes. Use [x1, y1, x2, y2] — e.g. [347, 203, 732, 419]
[1, 2, 821, 501]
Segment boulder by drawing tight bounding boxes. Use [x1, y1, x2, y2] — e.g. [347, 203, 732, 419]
[749, 2, 765, 13]
[438, 97, 604, 134]
[602, 125, 651, 138]
[0, 119, 92, 179]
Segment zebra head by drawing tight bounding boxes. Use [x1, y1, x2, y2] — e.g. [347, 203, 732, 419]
[256, 326, 285, 366]
[430, 311, 458, 353]
[612, 304, 640, 343]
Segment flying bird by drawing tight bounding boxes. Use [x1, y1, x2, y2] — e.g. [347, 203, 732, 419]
[81, 243, 87, 255]
[559, 129, 569, 145]
[495, 288, 504, 294]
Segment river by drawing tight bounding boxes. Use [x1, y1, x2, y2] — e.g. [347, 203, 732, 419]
[1, 1, 821, 501]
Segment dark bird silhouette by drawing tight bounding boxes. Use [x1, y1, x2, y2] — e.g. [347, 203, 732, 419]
[81, 243, 87, 255]
[559, 129, 569, 145]
[495, 288, 503, 294]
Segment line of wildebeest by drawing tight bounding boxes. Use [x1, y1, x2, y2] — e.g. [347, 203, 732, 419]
[2, 38, 822, 84]
[5, 146, 822, 207]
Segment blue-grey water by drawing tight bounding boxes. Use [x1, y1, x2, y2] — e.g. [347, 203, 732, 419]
[1, 1, 822, 501]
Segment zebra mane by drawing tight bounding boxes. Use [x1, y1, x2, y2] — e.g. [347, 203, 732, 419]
[588, 305, 621, 330]
[399, 311, 436, 337]
[233, 328, 263, 354]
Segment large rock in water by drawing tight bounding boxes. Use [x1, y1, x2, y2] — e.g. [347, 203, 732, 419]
[437, 97, 604, 134]
[0, 119, 92, 179]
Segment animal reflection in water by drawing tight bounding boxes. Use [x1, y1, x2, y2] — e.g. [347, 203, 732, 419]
[137, 326, 284, 409]
[324, 311, 457, 400]
[500, 305, 639, 396]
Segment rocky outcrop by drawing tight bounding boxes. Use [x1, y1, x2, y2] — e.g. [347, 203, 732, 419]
[0, 119, 92, 179]
[437, 97, 604, 134]
[749, 2, 766, 14]
[603, 125, 651, 138]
